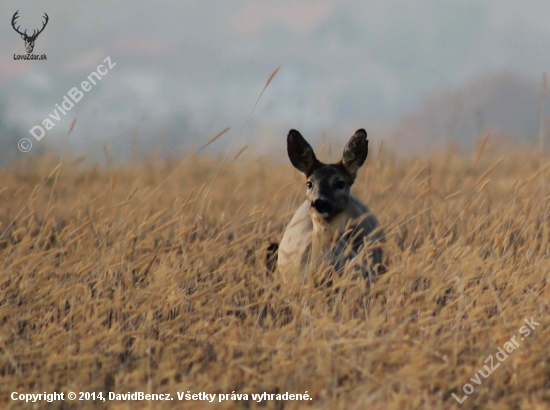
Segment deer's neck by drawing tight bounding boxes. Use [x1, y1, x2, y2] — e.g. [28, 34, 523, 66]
[310, 211, 349, 261]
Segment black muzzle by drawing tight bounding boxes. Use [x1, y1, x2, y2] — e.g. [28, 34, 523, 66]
[311, 199, 332, 215]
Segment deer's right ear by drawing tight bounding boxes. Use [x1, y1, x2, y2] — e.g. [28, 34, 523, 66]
[21, 34, 25, 39]
[341, 129, 369, 182]
[287, 129, 318, 176]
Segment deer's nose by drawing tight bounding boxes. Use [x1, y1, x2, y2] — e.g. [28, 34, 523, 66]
[311, 199, 332, 215]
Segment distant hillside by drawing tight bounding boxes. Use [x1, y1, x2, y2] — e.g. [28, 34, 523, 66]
[393, 73, 544, 152]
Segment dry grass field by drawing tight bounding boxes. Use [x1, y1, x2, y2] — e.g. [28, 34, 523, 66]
[1, 139, 550, 409]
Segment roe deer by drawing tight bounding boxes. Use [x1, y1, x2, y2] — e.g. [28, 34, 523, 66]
[276, 129, 385, 283]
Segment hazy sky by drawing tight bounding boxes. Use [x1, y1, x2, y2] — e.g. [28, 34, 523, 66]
[1, 1, 550, 157]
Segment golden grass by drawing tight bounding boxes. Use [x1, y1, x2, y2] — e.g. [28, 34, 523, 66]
[1, 144, 550, 409]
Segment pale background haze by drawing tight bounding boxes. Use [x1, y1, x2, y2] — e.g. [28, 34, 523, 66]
[1, 1, 549, 162]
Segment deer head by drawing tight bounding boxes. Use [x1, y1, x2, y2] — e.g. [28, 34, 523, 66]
[287, 129, 369, 221]
[12, 11, 49, 54]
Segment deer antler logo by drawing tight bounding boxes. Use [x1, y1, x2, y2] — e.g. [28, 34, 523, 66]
[11, 11, 49, 54]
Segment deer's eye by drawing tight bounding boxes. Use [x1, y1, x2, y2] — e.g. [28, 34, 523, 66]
[306, 181, 313, 189]
[334, 180, 346, 189]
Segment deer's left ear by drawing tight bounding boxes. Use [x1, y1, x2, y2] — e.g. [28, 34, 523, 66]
[287, 129, 318, 176]
[341, 129, 368, 182]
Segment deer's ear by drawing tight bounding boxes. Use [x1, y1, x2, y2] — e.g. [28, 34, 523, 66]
[21, 34, 25, 39]
[287, 129, 318, 176]
[341, 129, 368, 182]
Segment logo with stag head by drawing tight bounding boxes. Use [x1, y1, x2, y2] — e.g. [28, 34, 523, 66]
[11, 10, 49, 54]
